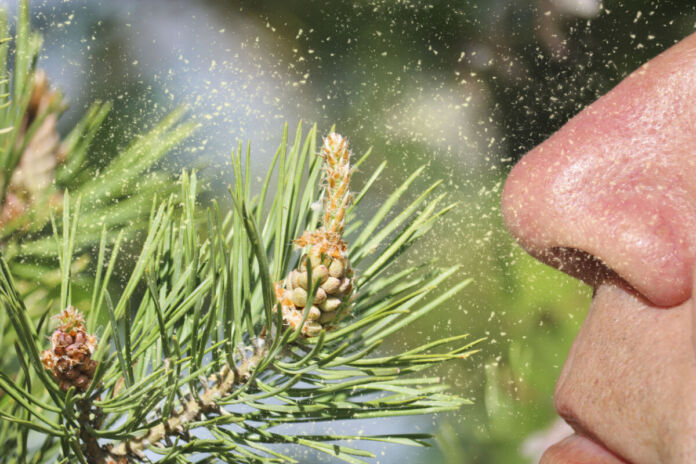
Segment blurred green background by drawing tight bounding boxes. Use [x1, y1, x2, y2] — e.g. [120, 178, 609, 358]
[21, 0, 696, 462]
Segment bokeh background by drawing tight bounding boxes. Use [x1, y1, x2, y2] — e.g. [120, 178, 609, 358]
[13, 0, 696, 462]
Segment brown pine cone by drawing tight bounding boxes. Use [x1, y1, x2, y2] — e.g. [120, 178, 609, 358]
[41, 306, 98, 392]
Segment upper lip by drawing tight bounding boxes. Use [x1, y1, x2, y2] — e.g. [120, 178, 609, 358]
[554, 280, 649, 463]
[544, 432, 632, 464]
[551, 277, 642, 464]
[553, 385, 632, 463]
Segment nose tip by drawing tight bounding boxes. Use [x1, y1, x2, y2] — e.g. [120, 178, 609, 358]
[500, 140, 623, 291]
[500, 148, 557, 253]
[501, 129, 693, 308]
[500, 35, 696, 307]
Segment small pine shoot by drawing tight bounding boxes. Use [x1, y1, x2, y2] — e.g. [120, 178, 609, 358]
[276, 133, 356, 337]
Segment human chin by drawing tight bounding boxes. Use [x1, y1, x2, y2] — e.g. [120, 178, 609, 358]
[543, 282, 696, 463]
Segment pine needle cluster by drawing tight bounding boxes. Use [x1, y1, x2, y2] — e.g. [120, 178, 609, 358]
[0, 0, 196, 377]
[0, 2, 481, 463]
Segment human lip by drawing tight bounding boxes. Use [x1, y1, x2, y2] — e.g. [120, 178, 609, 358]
[540, 433, 630, 464]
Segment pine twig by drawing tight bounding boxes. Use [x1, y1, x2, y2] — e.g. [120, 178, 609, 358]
[0, 0, 197, 396]
[0, 3, 483, 464]
[77, 399, 110, 464]
[108, 339, 268, 461]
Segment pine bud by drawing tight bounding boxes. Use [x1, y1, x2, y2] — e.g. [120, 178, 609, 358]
[306, 306, 322, 321]
[292, 287, 307, 307]
[322, 276, 341, 294]
[320, 311, 338, 324]
[41, 306, 98, 392]
[2, 70, 63, 225]
[321, 298, 342, 313]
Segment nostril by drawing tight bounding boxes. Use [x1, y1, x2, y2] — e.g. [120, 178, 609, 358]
[539, 247, 621, 290]
[538, 247, 650, 303]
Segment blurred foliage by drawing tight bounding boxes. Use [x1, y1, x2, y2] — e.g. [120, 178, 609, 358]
[423, 177, 590, 463]
[232, 0, 696, 160]
[0, 0, 196, 382]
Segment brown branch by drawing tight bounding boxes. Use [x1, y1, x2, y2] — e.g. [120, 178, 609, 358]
[77, 399, 124, 464]
[100, 340, 268, 463]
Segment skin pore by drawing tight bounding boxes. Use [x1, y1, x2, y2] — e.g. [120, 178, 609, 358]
[501, 33, 696, 463]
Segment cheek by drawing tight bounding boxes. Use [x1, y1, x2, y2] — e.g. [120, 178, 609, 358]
[554, 284, 696, 463]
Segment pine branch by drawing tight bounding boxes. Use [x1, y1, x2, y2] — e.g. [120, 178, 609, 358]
[0, 0, 196, 374]
[0, 3, 482, 463]
[1, 124, 479, 463]
[109, 339, 268, 460]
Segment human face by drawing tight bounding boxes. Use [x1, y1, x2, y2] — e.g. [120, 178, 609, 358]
[501, 33, 696, 463]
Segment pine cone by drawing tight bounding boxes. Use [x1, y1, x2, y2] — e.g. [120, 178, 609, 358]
[275, 133, 356, 337]
[41, 306, 98, 392]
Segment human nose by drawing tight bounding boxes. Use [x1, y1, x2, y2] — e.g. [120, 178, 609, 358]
[500, 33, 696, 308]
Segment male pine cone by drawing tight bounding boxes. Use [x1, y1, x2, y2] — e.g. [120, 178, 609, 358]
[275, 133, 355, 337]
[3, 70, 63, 224]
